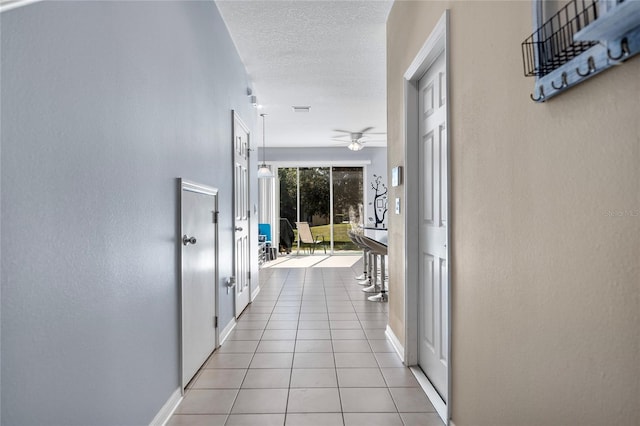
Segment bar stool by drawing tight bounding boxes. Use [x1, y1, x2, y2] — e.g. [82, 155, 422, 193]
[348, 230, 371, 286]
[359, 236, 388, 303]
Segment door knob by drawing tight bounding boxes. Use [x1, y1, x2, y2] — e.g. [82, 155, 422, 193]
[235, 226, 243, 231]
[182, 235, 197, 246]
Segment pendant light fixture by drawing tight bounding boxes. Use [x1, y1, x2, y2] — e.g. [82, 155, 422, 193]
[257, 113, 274, 179]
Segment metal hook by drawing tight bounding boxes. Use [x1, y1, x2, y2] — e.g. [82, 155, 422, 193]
[530, 85, 545, 102]
[576, 56, 596, 77]
[607, 37, 630, 62]
[551, 72, 568, 90]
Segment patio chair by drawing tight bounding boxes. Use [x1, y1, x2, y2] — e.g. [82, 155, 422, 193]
[295, 222, 326, 255]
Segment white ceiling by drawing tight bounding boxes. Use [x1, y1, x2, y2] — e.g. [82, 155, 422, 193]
[216, 0, 392, 149]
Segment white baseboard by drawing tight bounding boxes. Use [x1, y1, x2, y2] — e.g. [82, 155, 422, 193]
[385, 325, 405, 362]
[409, 366, 447, 425]
[449, 421, 456, 426]
[219, 317, 236, 345]
[251, 285, 261, 301]
[149, 387, 182, 426]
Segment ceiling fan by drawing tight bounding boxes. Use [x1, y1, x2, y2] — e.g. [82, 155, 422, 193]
[331, 127, 386, 151]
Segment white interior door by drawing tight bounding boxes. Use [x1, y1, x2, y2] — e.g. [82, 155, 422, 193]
[181, 180, 218, 389]
[418, 52, 448, 401]
[233, 112, 251, 316]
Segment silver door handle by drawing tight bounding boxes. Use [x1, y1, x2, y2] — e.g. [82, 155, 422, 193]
[235, 226, 243, 231]
[182, 235, 197, 246]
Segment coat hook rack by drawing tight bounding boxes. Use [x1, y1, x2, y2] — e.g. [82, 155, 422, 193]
[607, 37, 630, 61]
[551, 72, 569, 90]
[530, 85, 545, 102]
[576, 56, 597, 77]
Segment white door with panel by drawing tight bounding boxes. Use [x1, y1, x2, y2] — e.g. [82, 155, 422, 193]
[233, 112, 251, 316]
[181, 180, 218, 389]
[418, 52, 448, 401]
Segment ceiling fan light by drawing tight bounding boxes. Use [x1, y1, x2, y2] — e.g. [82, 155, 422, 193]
[348, 141, 363, 151]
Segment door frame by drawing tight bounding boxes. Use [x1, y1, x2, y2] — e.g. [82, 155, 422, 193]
[179, 178, 219, 393]
[403, 9, 451, 425]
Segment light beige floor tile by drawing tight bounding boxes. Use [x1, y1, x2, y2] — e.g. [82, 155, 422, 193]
[374, 352, 404, 368]
[293, 352, 335, 368]
[296, 329, 331, 340]
[399, 412, 445, 426]
[225, 413, 285, 426]
[285, 413, 343, 426]
[380, 368, 420, 387]
[364, 329, 388, 340]
[287, 388, 341, 413]
[250, 352, 294, 369]
[290, 368, 338, 388]
[205, 353, 253, 369]
[216, 340, 259, 354]
[368, 340, 396, 353]
[262, 329, 298, 340]
[231, 388, 288, 414]
[332, 340, 371, 353]
[360, 320, 388, 330]
[339, 388, 396, 413]
[298, 320, 330, 330]
[239, 313, 271, 321]
[256, 340, 295, 353]
[343, 412, 403, 426]
[330, 329, 366, 340]
[266, 320, 299, 330]
[242, 368, 291, 388]
[389, 387, 436, 412]
[166, 414, 227, 426]
[235, 320, 268, 330]
[328, 312, 359, 321]
[226, 330, 263, 341]
[270, 313, 300, 321]
[175, 389, 238, 414]
[336, 368, 386, 387]
[294, 340, 333, 353]
[299, 313, 328, 321]
[330, 320, 362, 330]
[192, 369, 246, 389]
[334, 352, 377, 368]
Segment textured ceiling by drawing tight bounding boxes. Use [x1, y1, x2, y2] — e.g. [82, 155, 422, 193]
[216, 0, 392, 148]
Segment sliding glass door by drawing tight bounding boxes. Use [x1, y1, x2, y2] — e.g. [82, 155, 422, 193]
[278, 166, 363, 254]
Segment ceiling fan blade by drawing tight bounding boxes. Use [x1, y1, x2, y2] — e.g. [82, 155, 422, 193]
[359, 126, 375, 133]
[332, 129, 353, 134]
[364, 131, 386, 135]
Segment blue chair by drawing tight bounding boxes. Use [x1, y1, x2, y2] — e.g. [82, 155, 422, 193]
[258, 223, 275, 260]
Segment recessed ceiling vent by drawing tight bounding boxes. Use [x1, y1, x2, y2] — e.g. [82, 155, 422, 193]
[292, 106, 311, 113]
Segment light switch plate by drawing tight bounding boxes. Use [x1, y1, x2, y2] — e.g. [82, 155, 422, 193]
[395, 198, 401, 214]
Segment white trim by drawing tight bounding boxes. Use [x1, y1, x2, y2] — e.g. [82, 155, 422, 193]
[410, 367, 447, 424]
[271, 160, 370, 167]
[149, 388, 182, 426]
[219, 318, 237, 345]
[385, 325, 405, 362]
[0, 0, 42, 13]
[251, 284, 261, 302]
[403, 9, 451, 426]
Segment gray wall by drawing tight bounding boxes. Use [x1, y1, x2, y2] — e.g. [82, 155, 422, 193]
[0, 1, 256, 424]
[263, 147, 388, 227]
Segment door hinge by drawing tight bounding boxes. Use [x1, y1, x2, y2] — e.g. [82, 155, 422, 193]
[214, 316, 218, 328]
[213, 211, 219, 224]
[247, 271, 251, 281]
[247, 210, 251, 219]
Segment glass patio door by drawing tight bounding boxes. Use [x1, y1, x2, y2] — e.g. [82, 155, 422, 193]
[278, 166, 363, 254]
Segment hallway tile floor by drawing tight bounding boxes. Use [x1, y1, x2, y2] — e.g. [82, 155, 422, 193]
[168, 263, 444, 426]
